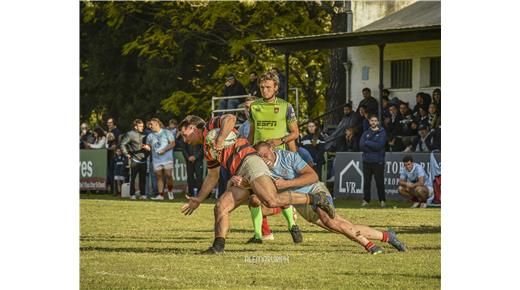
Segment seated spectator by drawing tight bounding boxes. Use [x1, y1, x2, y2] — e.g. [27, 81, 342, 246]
[402, 138, 414, 153]
[428, 119, 441, 151]
[300, 121, 325, 178]
[246, 71, 260, 98]
[381, 95, 390, 119]
[80, 122, 95, 149]
[386, 134, 405, 152]
[432, 88, 441, 113]
[428, 103, 440, 130]
[84, 126, 107, 149]
[357, 87, 379, 116]
[339, 127, 359, 152]
[414, 125, 432, 152]
[415, 106, 429, 128]
[383, 104, 402, 136]
[326, 102, 361, 151]
[220, 74, 247, 112]
[398, 155, 434, 208]
[358, 105, 370, 133]
[412, 92, 425, 117]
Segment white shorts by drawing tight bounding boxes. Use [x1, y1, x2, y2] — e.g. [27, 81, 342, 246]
[153, 161, 174, 172]
[114, 176, 125, 181]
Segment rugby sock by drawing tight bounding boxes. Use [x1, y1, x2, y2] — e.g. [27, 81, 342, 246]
[281, 207, 295, 229]
[364, 241, 376, 252]
[381, 231, 389, 243]
[261, 216, 271, 236]
[250, 206, 263, 239]
[213, 237, 225, 251]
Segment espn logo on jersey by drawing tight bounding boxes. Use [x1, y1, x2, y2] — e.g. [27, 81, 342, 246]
[257, 120, 277, 127]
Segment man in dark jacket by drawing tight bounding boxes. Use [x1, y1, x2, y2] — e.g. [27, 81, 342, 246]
[359, 114, 387, 207]
[246, 71, 260, 98]
[357, 88, 379, 116]
[220, 74, 247, 112]
[120, 119, 150, 200]
[182, 143, 204, 197]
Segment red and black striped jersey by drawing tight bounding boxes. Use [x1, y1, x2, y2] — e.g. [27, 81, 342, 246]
[203, 116, 257, 175]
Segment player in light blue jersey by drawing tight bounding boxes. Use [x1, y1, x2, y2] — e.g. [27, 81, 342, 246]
[398, 155, 434, 208]
[145, 118, 176, 200]
[231, 141, 406, 254]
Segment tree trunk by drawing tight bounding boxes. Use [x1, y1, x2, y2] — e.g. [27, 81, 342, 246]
[324, 1, 348, 126]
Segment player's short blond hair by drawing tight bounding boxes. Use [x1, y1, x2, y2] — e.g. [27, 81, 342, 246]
[259, 72, 280, 87]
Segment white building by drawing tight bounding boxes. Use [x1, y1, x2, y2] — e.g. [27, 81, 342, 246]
[348, 0, 441, 108]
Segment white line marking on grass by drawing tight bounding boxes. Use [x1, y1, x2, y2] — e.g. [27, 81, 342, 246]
[96, 271, 179, 282]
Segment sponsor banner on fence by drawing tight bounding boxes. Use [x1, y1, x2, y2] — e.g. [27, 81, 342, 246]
[333, 152, 440, 199]
[80, 149, 107, 190]
[172, 151, 188, 192]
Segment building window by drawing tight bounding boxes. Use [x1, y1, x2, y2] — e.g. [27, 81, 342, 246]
[430, 57, 441, 86]
[390, 59, 412, 89]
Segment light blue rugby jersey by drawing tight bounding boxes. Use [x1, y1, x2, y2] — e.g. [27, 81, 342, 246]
[146, 128, 175, 165]
[399, 163, 433, 188]
[271, 150, 314, 194]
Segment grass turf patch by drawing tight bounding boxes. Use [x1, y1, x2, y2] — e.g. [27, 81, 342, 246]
[80, 194, 440, 289]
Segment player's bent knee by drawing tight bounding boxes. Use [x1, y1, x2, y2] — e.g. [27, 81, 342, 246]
[249, 195, 262, 207]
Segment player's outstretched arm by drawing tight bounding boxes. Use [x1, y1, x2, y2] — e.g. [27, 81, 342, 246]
[181, 166, 220, 215]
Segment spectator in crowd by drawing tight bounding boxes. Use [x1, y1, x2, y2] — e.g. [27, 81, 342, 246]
[357, 88, 379, 116]
[398, 155, 433, 208]
[84, 126, 107, 149]
[413, 92, 431, 118]
[415, 125, 432, 152]
[428, 103, 440, 130]
[325, 102, 361, 151]
[415, 106, 429, 128]
[80, 122, 95, 149]
[182, 143, 204, 197]
[359, 114, 387, 208]
[146, 118, 176, 200]
[238, 97, 255, 138]
[402, 138, 414, 153]
[220, 74, 247, 112]
[383, 104, 402, 136]
[120, 119, 149, 200]
[428, 119, 441, 151]
[106, 132, 117, 193]
[386, 133, 405, 152]
[300, 121, 325, 179]
[246, 71, 260, 98]
[432, 88, 441, 113]
[168, 119, 178, 141]
[106, 117, 122, 144]
[358, 105, 370, 133]
[113, 147, 127, 196]
[270, 68, 286, 99]
[381, 95, 390, 119]
[145, 119, 158, 196]
[339, 127, 359, 152]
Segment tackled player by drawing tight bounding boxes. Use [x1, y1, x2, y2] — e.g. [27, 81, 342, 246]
[178, 114, 335, 254]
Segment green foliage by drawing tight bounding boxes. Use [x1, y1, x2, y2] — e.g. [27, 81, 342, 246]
[80, 1, 336, 130]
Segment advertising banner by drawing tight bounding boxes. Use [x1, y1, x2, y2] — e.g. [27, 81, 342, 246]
[80, 149, 107, 190]
[333, 152, 440, 199]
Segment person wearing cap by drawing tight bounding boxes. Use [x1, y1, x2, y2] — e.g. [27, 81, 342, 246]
[219, 74, 247, 113]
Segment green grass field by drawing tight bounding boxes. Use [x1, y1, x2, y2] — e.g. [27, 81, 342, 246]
[80, 194, 440, 289]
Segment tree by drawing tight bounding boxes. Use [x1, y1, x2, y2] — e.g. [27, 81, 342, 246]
[80, 1, 333, 130]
